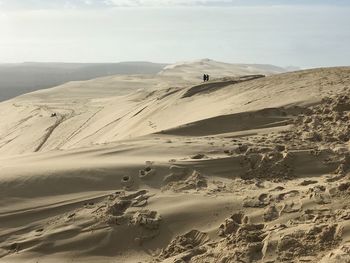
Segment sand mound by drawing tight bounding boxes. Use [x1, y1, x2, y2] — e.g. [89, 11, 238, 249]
[0, 67, 349, 155]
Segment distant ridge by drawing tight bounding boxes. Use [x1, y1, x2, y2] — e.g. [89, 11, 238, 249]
[159, 59, 287, 77]
[0, 59, 292, 102]
[0, 61, 168, 102]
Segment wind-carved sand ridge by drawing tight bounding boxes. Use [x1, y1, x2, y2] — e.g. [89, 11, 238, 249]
[0, 60, 350, 262]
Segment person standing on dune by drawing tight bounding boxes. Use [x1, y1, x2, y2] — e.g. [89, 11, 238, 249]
[203, 74, 207, 82]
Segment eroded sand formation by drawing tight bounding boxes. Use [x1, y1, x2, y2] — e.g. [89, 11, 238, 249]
[150, 93, 350, 263]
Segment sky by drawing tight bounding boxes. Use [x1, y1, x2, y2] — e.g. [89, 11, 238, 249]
[0, 0, 349, 68]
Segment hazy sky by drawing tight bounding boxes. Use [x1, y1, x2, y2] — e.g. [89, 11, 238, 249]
[0, 0, 349, 68]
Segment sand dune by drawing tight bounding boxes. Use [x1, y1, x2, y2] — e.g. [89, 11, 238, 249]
[0, 59, 287, 103]
[159, 59, 287, 78]
[0, 62, 168, 102]
[0, 61, 350, 262]
[0, 65, 345, 155]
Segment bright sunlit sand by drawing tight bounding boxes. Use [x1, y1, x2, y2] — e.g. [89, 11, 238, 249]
[1, 1, 350, 263]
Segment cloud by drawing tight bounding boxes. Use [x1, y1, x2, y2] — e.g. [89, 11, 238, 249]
[0, 0, 348, 10]
[102, 0, 350, 8]
[104, 0, 234, 7]
[1, 1, 349, 67]
[0, 0, 237, 10]
[0, 0, 106, 9]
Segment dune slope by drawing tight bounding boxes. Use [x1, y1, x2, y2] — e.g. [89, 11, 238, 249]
[0, 62, 168, 102]
[0, 65, 350, 263]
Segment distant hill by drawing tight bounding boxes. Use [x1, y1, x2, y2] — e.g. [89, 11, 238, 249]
[0, 59, 292, 102]
[0, 62, 167, 102]
[159, 59, 287, 78]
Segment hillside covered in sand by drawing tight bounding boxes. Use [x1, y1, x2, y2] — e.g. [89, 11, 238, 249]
[0, 61, 350, 263]
[0, 59, 287, 155]
[0, 62, 168, 102]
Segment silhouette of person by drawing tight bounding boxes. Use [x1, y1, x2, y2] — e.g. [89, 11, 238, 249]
[203, 74, 207, 82]
[206, 74, 210, 82]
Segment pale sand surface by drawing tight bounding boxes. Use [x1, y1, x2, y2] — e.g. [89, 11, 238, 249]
[0, 60, 350, 262]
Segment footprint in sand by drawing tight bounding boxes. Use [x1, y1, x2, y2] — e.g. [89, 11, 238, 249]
[121, 175, 134, 189]
[263, 205, 279, 221]
[307, 185, 332, 204]
[320, 243, 350, 263]
[277, 224, 342, 261]
[243, 193, 270, 208]
[329, 182, 350, 197]
[269, 186, 285, 192]
[158, 230, 209, 261]
[218, 212, 267, 262]
[104, 190, 159, 230]
[190, 153, 208, 160]
[130, 210, 161, 230]
[291, 208, 334, 224]
[139, 167, 154, 179]
[276, 190, 300, 201]
[163, 168, 207, 192]
[218, 212, 247, 236]
[299, 179, 318, 186]
[107, 200, 131, 216]
[280, 201, 302, 214]
[139, 161, 156, 179]
[163, 165, 188, 183]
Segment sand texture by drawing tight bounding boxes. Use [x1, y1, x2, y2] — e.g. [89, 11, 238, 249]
[0, 60, 350, 262]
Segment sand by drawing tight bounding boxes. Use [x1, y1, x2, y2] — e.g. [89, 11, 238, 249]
[0, 60, 350, 262]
